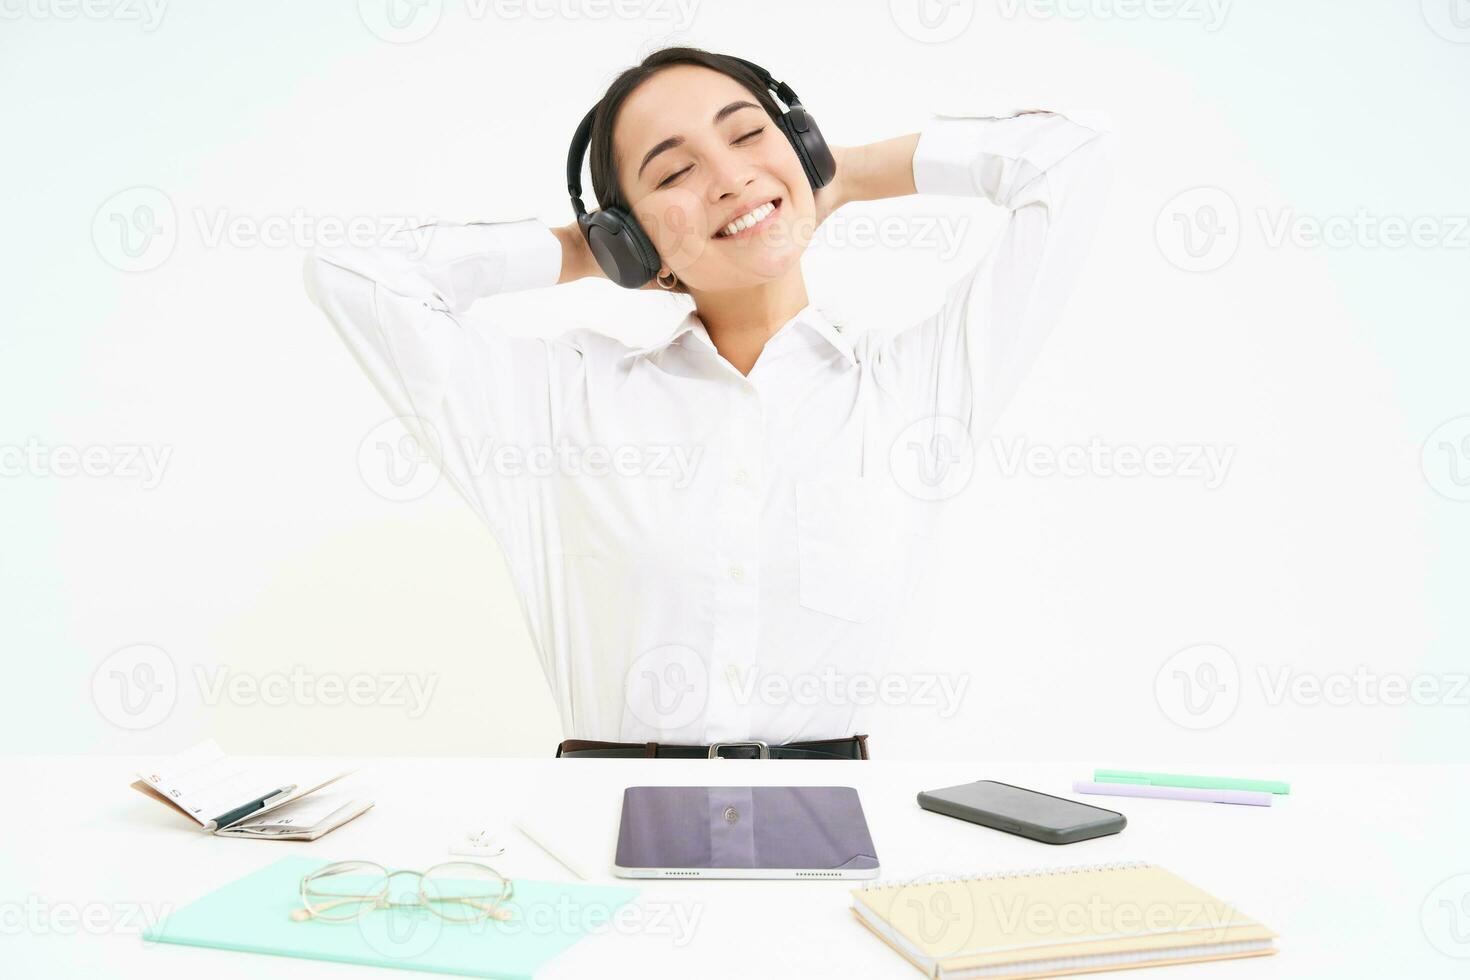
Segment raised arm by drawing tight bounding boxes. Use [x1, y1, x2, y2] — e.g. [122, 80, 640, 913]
[302, 216, 591, 546]
[853, 107, 1117, 449]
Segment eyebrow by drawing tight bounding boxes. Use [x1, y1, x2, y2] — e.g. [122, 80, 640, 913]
[635, 100, 761, 182]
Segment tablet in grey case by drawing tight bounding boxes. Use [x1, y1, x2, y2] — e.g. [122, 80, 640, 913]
[613, 786, 880, 879]
[917, 780, 1126, 844]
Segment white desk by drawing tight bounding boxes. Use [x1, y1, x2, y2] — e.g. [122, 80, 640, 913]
[6, 757, 1468, 978]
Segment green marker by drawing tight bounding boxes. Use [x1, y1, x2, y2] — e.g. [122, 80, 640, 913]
[1094, 769, 1290, 795]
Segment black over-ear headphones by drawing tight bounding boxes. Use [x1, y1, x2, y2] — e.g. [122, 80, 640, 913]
[566, 56, 836, 289]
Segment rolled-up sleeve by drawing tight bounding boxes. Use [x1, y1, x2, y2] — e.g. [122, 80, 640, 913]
[870, 107, 1117, 448]
[302, 217, 583, 551]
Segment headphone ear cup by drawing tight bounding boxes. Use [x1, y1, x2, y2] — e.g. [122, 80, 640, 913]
[777, 106, 836, 190]
[582, 208, 662, 289]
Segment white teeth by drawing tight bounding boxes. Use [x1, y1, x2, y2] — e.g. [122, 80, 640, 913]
[717, 201, 775, 238]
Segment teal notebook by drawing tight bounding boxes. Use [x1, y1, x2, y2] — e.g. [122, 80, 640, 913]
[143, 856, 639, 979]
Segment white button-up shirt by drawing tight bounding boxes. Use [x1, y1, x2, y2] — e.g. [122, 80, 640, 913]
[303, 106, 1115, 747]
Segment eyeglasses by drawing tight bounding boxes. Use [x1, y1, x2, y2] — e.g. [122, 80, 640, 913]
[291, 860, 515, 924]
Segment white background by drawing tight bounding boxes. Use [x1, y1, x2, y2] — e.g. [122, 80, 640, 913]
[3, 0, 1469, 762]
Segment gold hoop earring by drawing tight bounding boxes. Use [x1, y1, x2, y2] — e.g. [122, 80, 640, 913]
[656, 269, 678, 290]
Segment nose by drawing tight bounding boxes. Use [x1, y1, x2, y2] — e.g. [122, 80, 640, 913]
[705, 149, 756, 205]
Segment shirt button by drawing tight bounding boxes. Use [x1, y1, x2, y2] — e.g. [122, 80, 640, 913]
[728, 564, 744, 581]
[725, 665, 740, 684]
[733, 468, 748, 486]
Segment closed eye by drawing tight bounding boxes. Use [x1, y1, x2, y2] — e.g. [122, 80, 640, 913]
[655, 127, 768, 189]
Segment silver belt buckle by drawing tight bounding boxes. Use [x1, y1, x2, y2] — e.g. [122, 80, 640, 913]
[707, 739, 770, 759]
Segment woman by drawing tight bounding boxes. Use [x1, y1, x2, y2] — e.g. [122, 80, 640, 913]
[303, 47, 1114, 759]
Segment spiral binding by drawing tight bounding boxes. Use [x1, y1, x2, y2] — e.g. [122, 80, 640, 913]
[858, 860, 1151, 892]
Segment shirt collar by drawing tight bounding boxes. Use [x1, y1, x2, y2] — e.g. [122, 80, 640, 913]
[620, 302, 856, 367]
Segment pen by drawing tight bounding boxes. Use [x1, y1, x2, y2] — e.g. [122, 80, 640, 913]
[204, 785, 297, 832]
[1093, 769, 1290, 795]
[1073, 780, 1273, 807]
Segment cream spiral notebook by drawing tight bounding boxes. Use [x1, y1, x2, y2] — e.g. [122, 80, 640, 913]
[850, 861, 1277, 979]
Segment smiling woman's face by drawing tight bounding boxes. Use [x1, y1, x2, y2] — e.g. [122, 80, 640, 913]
[613, 64, 815, 292]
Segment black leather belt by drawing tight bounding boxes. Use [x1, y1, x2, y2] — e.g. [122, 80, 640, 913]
[555, 734, 869, 759]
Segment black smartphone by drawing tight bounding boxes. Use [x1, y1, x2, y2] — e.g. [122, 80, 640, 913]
[917, 780, 1126, 844]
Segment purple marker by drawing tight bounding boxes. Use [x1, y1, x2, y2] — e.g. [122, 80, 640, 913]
[1072, 780, 1273, 807]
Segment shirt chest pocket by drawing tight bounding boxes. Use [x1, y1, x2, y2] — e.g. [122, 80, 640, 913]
[794, 475, 884, 624]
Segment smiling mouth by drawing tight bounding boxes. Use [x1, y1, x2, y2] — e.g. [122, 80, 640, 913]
[712, 197, 781, 240]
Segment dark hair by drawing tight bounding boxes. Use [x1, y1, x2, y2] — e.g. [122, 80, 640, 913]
[587, 46, 782, 294]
